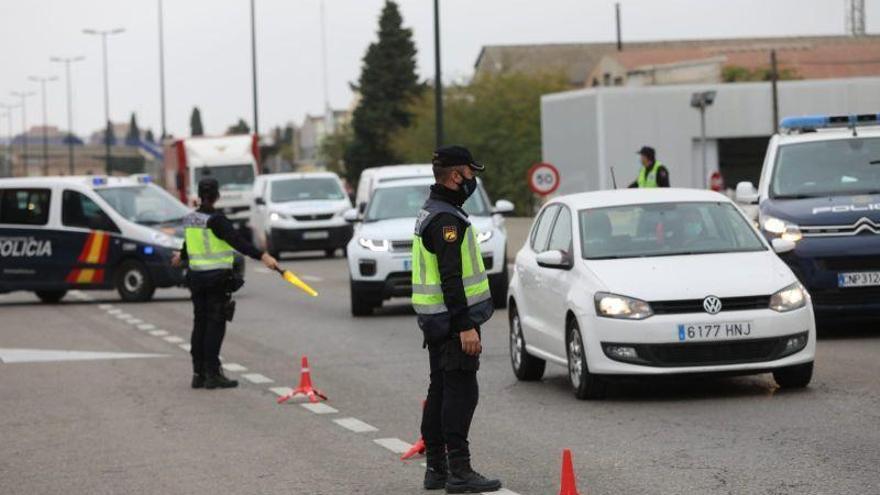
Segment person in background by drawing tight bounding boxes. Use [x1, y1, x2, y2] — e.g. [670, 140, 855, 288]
[629, 146, 670, 188]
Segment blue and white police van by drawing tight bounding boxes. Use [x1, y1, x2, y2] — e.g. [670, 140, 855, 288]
[736, 113, 880, 322]
[0, 175, 187, 303]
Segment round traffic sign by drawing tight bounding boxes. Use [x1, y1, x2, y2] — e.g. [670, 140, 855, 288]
[528, 162, 560, 196]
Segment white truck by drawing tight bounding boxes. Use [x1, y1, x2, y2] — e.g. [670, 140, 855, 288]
[163, 135, 260, 232]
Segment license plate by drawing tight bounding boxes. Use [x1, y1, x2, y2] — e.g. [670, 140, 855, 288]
[838, 271, 880, 288]
[303, 231, 329, 240]
[404, 259, 412, 271]
[677, 322, 753, 341]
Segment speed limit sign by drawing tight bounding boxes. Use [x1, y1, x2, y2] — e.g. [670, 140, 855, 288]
[527, 162, 560, 196]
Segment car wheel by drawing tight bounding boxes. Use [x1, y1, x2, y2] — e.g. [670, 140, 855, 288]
[566, 318, 606, 400]
[490, 263, 509, 309]
[773, 361, 813, 389]
[325, 249, 337, 258]
[116, 260, 155, 302]
[350, 280, 375, 316]
[509, 303, 545, 381]
[35, 290, 67, 303]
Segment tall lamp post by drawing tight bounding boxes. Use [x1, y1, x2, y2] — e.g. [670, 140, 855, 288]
[433, 0, 443, 148]
[249, 0, 259, 136]
[10, 91, 35, 174]
[690, 90, 717, 189]
[83, 27, 125, 174]
[29, 75, 59, 176]
[51, 56, 85, 175]
[157, 0, 167, 140]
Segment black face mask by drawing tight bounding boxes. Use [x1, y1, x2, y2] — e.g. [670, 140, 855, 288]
[459, 175, 478, 199]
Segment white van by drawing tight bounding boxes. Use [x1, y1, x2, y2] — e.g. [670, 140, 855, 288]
[250, 172, 353, 258]
[0, 175, 187, 302]
[354, 164, 435, 212]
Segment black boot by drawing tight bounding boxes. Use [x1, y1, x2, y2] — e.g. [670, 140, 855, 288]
[204, 366, 238, 389]
[446, 456, 501, 494]
[191, 361, 205, 389]
[423, 447, 448, 490]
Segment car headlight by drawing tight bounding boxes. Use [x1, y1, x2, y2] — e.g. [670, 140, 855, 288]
[761, 214, 802, 242]
[358, 238, 390, 252]
[769, 283, 807, 312]
[594, 292, 653, 320]
[151, 231, 179, 249]
[476, 230, 493, 243]
[269, 211, 287, 222]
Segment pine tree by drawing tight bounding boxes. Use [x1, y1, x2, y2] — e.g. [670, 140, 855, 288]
[343, 0, 420, 185]
[227, 118, 251, 135]
[125, 113, 141, 145]
[144, 129, 155, 143]
[104, 120, 116, 146]
[190, 107, 205, 136]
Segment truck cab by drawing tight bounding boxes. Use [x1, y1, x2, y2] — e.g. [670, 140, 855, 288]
[736, 113, 880, 322]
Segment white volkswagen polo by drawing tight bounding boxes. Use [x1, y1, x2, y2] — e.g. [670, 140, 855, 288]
[508, 188, 815, 399]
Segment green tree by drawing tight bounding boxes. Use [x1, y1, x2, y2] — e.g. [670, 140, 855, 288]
[125, 113, 140, 145]
[391, 72, 569, 215]
[227, 118, 250, 135]
[144, 129, 155, 143]
[190, 107, 205, 136]
[344, 0, 420, 185]
[104, 120, 116, 146]
[722, 65, 799, 82]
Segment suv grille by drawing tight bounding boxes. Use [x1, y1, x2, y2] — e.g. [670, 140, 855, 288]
[810, 286, 880, 307]
[391, 240, 413, 252]
[293, 213, 334, 221]
[651, 295, 770, 315]
[818, 256, 880, 271]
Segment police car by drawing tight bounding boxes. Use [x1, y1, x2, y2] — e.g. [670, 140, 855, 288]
[0, 175, 187, 303]
[736, 113, 880, 322]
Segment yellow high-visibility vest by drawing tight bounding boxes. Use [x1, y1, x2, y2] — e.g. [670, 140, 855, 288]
[637, 161, 664, 188]
[183, 211, 234, 271]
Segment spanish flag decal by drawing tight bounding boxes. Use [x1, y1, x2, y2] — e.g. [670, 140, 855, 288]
[66, 231, 110, 284]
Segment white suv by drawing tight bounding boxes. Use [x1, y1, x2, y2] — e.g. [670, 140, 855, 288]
[345, 177, 513, 316]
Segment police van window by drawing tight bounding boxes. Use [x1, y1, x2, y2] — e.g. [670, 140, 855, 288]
[547, 207, 573, 253]
[0, 189, 51, 225]
[530, 204, 560, 252]
[62, 190, 119, 232]
[771, 137, 880, 198]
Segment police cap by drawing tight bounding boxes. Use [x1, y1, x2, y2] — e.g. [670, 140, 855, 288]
[432, 145, 485, 172]
[636, 146, 656, 161]
[198, 178, 220, 199]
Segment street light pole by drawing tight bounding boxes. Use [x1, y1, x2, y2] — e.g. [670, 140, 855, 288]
[433, 0, 443, 148]
[250, 0, 260, 136]
[29, 76, 59, 176]
[51, 56, 85, 175]
[11, 91, 35, 175]
[690, 90, 716, 189]
[158, 0, 167, 140]
[84, 27, 125, 175]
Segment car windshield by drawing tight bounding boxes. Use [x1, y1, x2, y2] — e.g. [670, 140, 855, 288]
[194, 164, 255, 191]
[271, 178, 345, 202]
[579, 201, 765, 260]
[95, 184, 191, 225]
[365, 184, 489, 222]
[771, 137, 880, 198]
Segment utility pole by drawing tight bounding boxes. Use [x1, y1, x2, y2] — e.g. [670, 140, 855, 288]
[10, 91, 35, 175]
[770, 50, 779, 134]
[690, 91, 716, 188]
[615, 3, 623, 52]
[29, 75, 59, 176]
[320, 0, 333, 136]
[83, 27, 125, 175]
[433, 0, 443, 148]
[250, 0, 260, 136]
[158, 0, 168, 140]
[51, 56, 85, 175]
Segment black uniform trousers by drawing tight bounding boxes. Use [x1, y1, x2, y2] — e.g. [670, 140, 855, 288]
[421, 330, 480, 460]
[188, 273, 229, 372]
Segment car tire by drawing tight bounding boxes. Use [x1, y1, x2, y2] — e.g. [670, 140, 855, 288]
[350, 280, 375, 317]
[490, 263, 509, 309]
[325, 249, 336, 258]
[508, 303, 545, 381]
[566, 318, 607, 400]
[116, 260, 155, 302]
[35, 290, 67, 304]
[773, 361, 813, 389]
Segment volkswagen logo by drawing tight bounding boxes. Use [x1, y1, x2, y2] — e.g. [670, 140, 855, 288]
[703, 296, 722, 315]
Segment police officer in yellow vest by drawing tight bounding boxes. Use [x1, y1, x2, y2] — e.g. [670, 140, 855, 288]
[172, 178, 279, 389]
[629, 146, 670, 188]
[412, 145, 501, 493]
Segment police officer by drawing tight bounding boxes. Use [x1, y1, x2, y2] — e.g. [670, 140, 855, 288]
[411, 145, 501, 493]
[628, 145, 670, 188]
[172, 178, 279, 389]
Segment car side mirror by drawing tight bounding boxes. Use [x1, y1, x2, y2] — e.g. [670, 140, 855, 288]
[343, 208, 360, 223]
[536, 250, 573, 270]
[254, 197, 265, 206]
[358, 202, 367, 214]
[493, 199, 515, 215]
[735, 181, 759, 205]
[771, 238, 796, 254]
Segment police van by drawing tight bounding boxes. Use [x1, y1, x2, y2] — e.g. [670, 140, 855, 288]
[735, 113, 880, 322]
[0, 175, 187, 303]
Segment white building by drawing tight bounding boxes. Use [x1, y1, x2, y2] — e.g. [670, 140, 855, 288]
[541, 77, 880, 195]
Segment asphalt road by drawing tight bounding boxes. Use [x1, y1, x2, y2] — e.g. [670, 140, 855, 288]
[2, 221, 879, 494]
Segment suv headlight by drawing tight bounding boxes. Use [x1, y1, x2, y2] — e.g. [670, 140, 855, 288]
[769, 283, 807, 312]
[594, 292, 653, 320]
[476, 230, 493, 243]
[761, 214, 802, 242]
[269, 211, 288, 222]
[358, 238, 390, 252]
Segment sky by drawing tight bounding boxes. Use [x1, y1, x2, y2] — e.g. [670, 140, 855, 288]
[1, 0, 877, 139]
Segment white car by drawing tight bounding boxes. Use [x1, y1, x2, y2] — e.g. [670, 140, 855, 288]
[346, 177, 514, 316]
[508, 188, 815, 399]
[250, 172, 353, 258]
[353, 164, 435, 212]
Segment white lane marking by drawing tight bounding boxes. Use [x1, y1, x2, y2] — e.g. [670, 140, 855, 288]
[333, 417, 378, 433]
[163, 336, 185, 344]
[149, 330, 169, 337]
[300, 403, 338, 414]
[255, 267, 271, 274]
[300, 274, 323, 282]
[493, 489, 522, 495]
[0, 348, 166, 364]
[373, 438, 413, 454]
[242, 373, 274, 384]
[269, 386, 293, 397]
[179, 343, 191, 352]
[98, 304, 114, 310]
[114, 313, 131, 319]
[106, 308, 122, 314]
[126, 318, 143, 325]
[137, 323, 156, 331]
[222, 363, 248, 372]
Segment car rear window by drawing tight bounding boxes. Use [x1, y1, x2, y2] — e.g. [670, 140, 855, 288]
[0, 188, 51, 225]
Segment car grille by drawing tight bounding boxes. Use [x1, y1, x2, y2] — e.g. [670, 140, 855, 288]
[800, 217, 880, 237]
[603, 333, 807, 367]
[650, 295, 770, 315]
[293, 213, 334, 221]
[818, 256, 880, 271]
[391, 240, 413, 252]
[809, 286, 880, 307]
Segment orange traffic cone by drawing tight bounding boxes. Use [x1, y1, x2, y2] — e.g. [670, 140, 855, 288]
[559, 449, 581, 495]
[277, 356, 328, 404]
[400, 400, 428, 460]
